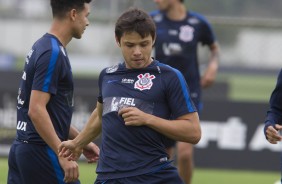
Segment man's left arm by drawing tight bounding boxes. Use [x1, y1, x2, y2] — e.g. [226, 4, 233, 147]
[69, 126, 99, 163]
[119, 107, 201, 144]
[201, 42, 220, 88]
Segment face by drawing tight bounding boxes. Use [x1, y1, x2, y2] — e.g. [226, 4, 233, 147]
[72, 3, 90, 39]
[153, 0, 173, 11]
[117, 32, 155, 69]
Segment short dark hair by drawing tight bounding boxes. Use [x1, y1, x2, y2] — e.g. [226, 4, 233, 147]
[115, 8, 156, 43]
[180, 0, 184, 2]
[50, 0, 92, 18]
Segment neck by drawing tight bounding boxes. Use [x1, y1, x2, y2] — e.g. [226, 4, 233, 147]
[166, 3, 187, 21]
[48, 19, 72, 47]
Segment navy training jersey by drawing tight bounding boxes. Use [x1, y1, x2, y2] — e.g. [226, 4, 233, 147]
[16, 33, 74, 144]
[151, 10, 216, 105]
[96, 60, 197, 179]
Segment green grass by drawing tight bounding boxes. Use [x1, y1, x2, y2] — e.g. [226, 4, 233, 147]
[217, 73, 277, 102]
[192, 168, 280, 184]
[1, 157, 280, 184]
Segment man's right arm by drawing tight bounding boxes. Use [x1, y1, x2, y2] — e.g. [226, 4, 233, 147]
[59, 102, 103, 160]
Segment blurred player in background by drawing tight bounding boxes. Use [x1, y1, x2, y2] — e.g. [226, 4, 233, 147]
[264, 69, 282, 184]
[151, 0, 220, 183]
[58, 8, 201, 184]
[7, 0, 99, 184]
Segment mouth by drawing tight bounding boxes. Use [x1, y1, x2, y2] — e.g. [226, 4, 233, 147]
[133, 58, 144, 62]
[133, 59, 144, 64]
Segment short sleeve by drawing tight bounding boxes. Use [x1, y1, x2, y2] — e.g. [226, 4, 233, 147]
[32, 39, 61, 95]
[165, 68, 197, 119]
[97, 68, 107, 103]
[199, 15, 216, 46]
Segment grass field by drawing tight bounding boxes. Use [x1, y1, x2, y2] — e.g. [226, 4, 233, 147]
[217, 73, 277, 102]
[0, 157, 280, 184]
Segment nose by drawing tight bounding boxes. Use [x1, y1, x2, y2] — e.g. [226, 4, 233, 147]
[133, 46, 141, 56]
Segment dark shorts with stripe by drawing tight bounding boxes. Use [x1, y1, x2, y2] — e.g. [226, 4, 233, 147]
[8, 140, 80, 184]
[94, 165, 183, 184]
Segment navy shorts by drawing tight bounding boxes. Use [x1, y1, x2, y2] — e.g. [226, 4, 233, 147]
[8, 140, 80, 184]
[94, 165, 184, 184]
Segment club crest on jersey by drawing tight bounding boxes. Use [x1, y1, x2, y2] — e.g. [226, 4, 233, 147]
[134, 73, 156, 91]
[179, 25, 194, 42]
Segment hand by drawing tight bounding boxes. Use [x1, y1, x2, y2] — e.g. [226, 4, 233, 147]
[118, 107, 148, 126]
[58, 156, 79, 183]
[58, 140, 83, 161]
[83, 142, 100, 163]
[265, 124, 282, 144]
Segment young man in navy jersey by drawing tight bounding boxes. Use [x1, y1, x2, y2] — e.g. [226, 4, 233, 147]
[7, 0, 99, 184]
[58, 8, 201, 184]
[151, 0, 220, 183]
[264, 70, 282, 184]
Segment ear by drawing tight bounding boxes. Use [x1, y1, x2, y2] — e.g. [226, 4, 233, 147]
[115, 36, 121, 47]
[70, 9, 77, 21]
[152, 38, 156, 46]
[151, 34, 156, 47]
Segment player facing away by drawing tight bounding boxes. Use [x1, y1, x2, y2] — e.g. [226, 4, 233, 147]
[7, 0, 99, 184]
[264, 69, 282, 184]
[58, 7, 201, 184]
[151, 0, 220, 183]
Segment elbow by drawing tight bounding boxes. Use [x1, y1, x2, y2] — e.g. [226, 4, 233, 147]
[191, 130, 201, 145]
[28, 106, 39, 122]
[186, 126, 202, 145]
[28, 109, 34, 120]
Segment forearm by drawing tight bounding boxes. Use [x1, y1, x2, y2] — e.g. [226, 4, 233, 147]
[205, 44, 219, 76]
[145, 112, 201, 144]
[73, 107, 102, 149]
[201, 43, 219, 87]
[68, 126, 80, 140]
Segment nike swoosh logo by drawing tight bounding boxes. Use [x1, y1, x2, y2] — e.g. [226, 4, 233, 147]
[107, 80, 119, 84]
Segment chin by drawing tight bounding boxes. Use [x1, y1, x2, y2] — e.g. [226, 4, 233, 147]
[75, 36, 82, 39]
[73, 32, 83, 39]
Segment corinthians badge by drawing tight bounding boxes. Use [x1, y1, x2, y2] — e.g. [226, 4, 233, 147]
[134, 73, 156, 91]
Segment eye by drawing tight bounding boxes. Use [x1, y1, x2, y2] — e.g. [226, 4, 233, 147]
[126, 44, 134, 48]
[141, 43, 148, 47]
[140, 41, 150, 47]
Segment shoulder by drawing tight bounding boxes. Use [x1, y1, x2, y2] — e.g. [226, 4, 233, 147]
[150, 10, 161, 17]
[104, 63, 120, 74]
[188, 11, 211, 25]
[150, 10, 165, 23]
[98, 63, 120, 78]
[32, 34, 61, 57]
[156, 61, 183, 78]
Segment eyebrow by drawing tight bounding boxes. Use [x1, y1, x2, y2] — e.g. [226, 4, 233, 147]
[124, 40, 150, 44]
